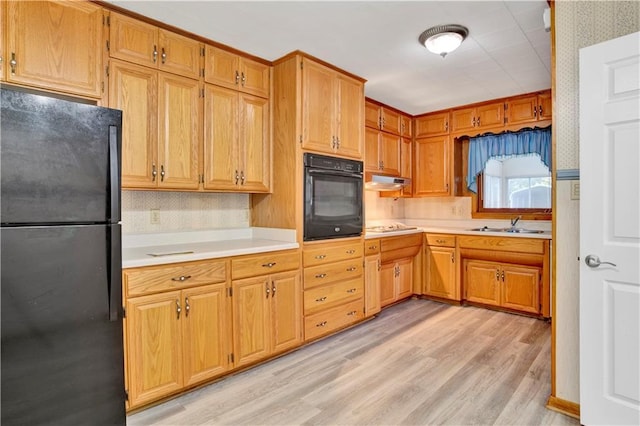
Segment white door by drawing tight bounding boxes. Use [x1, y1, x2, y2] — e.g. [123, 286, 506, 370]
[579, 31, 640, 425]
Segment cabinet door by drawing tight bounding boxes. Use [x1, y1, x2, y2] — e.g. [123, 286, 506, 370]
[182, 284, 231, 387]
[399, 137, 413, 197]
[451, 107, 476, 134]
[8, 1, 103, 97]
[364, 255, 381, 317]
[203, 84, 239, 190]
[538, 92, 552, 120]
[158, 29, 201, 79]
[425, 246, 457, 300]
[239, 93, 270, 192]
[364, 101, 381, 129]
[415, 112, 450, 137]
[380, 262, 396, 308]
[301, 58, 335, 154]
[414, 136, 450, 196]
[506, 95, 538, 125]
[380, 133, 401, 176]
[204, 46, 239, 90]
[126, 291, 183, 408]
[109, 12, 158, 68]
[110, 60, 158, 189]
[381, 107, 401, 135]
[501, 265, 540, 314]
[396, 258, 413, 300]
[364, 128, 380, 172]
[0, 1, 5, 81]
[336, 73, 364, 159]
[464, 260, 500, 306]
[157, 72, 201, 189]
[239, 57, 270, 98]
[232, 276, 272, 367]
[476, 102, 504, 129]
[401, 114, 412, 138]
[270, 271, 303, 353]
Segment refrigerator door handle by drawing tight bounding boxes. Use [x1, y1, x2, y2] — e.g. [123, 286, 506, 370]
[109, 125, 121, 223]
[109, 225, 122, 322]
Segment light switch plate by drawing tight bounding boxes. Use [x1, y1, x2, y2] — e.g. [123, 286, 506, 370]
[150, 209, 161, 224]
[570, 181, 580, 200]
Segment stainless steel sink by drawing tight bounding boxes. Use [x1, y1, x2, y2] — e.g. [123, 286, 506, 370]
[468, 226, 544, 234]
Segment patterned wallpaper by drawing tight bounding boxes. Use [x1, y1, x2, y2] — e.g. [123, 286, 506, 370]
[121, 191, 250, 234]
[555, 0, 639, 170]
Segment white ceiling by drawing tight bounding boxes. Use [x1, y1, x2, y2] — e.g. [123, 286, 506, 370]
[106, 0, 551, 115]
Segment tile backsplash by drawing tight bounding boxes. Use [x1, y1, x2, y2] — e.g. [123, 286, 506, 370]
[121, 191, 250, 234]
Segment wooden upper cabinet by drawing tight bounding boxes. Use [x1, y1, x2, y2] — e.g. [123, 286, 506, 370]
[506, 91, 552, 125]
[414, 135, 451, 196]
[336, 73, 364, 158]
[204, 45, 270, 98]
[109, 12, 201, 79]
[451, 102, 504, 136]
[380, 107, 401, 135]
[301, 57, 363, 159]
[203, 85, 270, 192]
[364, 128, 380, 173]
[400, 114, 412, 138]
[399, 137, 413, 197]
[415, 111, 450, 137]
[365, 100, 381, 129]
[157, 73, 201, 189]
[109, 60, 158, 188]
[7, 0, 103, 97]
[379, 133, 401, 176]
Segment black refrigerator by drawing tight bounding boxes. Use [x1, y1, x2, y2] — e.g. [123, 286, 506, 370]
[1, 86, 126, 425]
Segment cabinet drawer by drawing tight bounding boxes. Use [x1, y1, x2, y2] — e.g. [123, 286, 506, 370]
[304, 299, 364, 341]
[304, 277, 364, 314]
[425, 234, 456, 247]
[303, 241, 363, 267]
[458, 236, 545, 254]
[304, 259, 363, 289]
[232, 250, 300, 280]
[381, 233, 422, 251]
[124, 260, 227, 297]
[364, 239, 381, 256]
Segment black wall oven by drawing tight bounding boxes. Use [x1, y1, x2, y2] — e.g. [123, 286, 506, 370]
[304, 153, 363, 241]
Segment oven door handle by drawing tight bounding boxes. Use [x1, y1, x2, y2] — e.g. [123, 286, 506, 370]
[307, 169, 363, 179]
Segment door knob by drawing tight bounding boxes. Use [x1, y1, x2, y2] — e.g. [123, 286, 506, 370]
[585, 254, 617, 268]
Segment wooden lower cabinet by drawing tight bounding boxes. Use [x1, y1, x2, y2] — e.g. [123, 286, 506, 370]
[464, 259, 540, 314]
[380, 257, 413, 308]
[425, 246, 457, 300]
[232, 271, 302, 368]
[364, 254, 381, 317]
[125, 282, 230, 409]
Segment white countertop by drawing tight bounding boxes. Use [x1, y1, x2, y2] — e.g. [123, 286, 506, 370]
[122, 228, 299, 268]
[364, 220, 551, 240]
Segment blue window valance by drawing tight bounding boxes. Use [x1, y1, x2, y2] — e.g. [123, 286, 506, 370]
[466, 126, 552, 193]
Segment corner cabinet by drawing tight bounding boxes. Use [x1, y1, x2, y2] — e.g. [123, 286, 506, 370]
[301, 57, 364, 159]
[379, 233, 422, 307]
[110, 60, 201, 190]
[6, 1, 104, 98]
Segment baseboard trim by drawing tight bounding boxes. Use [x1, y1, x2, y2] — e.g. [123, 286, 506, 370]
[546, 395, 580, 419]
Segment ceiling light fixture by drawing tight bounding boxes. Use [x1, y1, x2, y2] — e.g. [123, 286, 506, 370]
[419, 24, 469, 58]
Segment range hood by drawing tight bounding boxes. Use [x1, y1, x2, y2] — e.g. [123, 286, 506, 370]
[365, 174, 411, 191]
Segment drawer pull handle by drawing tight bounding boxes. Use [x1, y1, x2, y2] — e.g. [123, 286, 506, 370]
[316, 296, 327, 302]
[171, 275, 192, 282]
[368, 245, 377, 250]
[176, 299, 181, 319]
[347, 310, 357, 316]
[315, 273, 327, 279]
[262, 262, 277, 268]
[436, 239, 445, 244]
[316, 321, 328, 327]
[346, 288, 357, 293]
[346, 266, 357, 272]
[346, 249, 356, 254]
[315, 254, 326, 260]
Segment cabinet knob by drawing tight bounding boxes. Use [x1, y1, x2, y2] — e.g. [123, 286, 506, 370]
[176, 299, 182, 319]
[346, 249, 356, 254]
[368, 245, 377, 250]
[235, 170, 240, 185]
[161, 47, 167, 64]
[184, 297, 190, 317]
[241, 72, 246, 86]
[346, 266, 357, 272]
[315, 273, 327, 279]
[265, 283, 270, 298]
[315, 254, 326, 260]
[152, 163, 157, 181]
[171, 275, 192, 282]
[160, 165, 166, 182]
[235, 70, 240, 84]
[262, 262, 277, 268]
[153, 45, 158, 63]
[316, 296, 327, 302]
[347, 310, 357, 316]
[533, 105, 537, 117]
[9, 52, 17, 74]
[316, 321, 327, 327]
[346, 288, 357, 293]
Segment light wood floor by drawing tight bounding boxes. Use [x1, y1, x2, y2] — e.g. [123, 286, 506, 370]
[127, 299, 579, 426]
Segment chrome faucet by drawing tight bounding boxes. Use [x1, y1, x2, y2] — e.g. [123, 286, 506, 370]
[510, 215, 522, 229]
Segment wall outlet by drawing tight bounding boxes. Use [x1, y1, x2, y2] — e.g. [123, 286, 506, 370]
[570, 181, 580, 200]
[150, 209, 160, 224]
